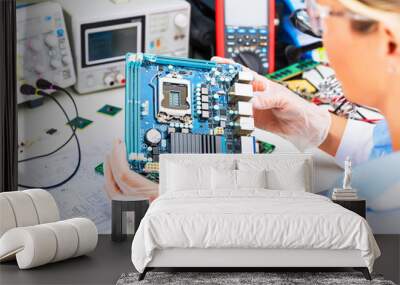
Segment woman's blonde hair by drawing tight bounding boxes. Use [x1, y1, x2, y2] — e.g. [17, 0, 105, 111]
[358, 0, 400, 13]
[341, 0, 400, 33]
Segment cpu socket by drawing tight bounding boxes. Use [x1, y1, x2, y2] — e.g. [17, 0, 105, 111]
[157, 77, 192, 122]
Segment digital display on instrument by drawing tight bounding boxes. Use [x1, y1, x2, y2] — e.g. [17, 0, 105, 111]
[225, 0, 268, 26]
[85, 22, 141, 65]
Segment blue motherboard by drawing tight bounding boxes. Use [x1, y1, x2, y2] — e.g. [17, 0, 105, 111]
[125, 53, 256, 179]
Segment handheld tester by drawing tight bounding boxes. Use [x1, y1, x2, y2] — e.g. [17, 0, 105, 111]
[216, 0, 276, 74]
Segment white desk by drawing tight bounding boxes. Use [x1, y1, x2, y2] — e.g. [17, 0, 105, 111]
[17, 87, 343, 233]
[18, 87, 125, 233]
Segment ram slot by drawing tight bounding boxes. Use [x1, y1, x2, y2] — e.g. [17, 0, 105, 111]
[145, 54, 217, 70]
[125, 54, 142, 159]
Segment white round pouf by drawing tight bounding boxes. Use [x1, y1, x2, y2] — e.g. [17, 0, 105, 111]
[1, 192, 39, 227]
[0, 196, 17, 237]
[24, 189, 59, 223]
[43, 221, 79, 262]
[65, 218, 98, 257]
[0, 226, 57, 269]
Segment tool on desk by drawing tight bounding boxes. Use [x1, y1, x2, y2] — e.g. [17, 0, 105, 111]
[55, 0, 191, 94]
[215, 0, 276, 74]
[95, 163, 104, 176]
[97, 104, 122, 117]
[46, 128, 58, 135]
[16, 2, 76, 106]
[67, 116, 93, 130]
[18, 83, 82, 189]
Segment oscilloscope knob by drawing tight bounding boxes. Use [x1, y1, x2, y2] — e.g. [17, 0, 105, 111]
[174, 13, 188, 29]
[233, 51, 264, 75]
[34, 64, 46, 74]
[29, 38, 42, 52]
[44, 34, 58, 48]
[62, 55, 71, 66]
[50, 59, 62, 69]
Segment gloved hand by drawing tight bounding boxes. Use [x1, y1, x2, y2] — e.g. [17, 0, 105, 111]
[211, 57, 332, 151]
[253, 80, 332, 151]
[103, 139, 158, 201]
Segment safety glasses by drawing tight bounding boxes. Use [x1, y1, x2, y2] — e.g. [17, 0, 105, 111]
[290, 0, 374, 38]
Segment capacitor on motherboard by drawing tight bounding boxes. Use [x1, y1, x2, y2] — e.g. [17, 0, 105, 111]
[145, 128, 162, 146]
[161, 139, 167, 148]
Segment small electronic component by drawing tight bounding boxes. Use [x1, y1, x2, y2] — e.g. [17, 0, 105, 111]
[97, 104, 122, 116]
[46, 128, 58, 135]
[258, 140, 276, 154]
[201, 110, 210, 119]
[141, 101, 149, 116]
[94, 162, 104, 176]
[68, 116, 93, 129]
[144, 162, 159, 173]
[145, 128, 162, 146]
[229, 83, 253, 101]
[152, 146, 160, 162]
[214, 127, 224, 136]
[201, 87, 209, 95]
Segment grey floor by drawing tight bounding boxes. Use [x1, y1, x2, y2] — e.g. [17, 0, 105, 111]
[0, 235, 134, 285]
[1, 235, 399, 285]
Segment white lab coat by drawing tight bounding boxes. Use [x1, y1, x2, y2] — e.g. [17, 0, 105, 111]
[335, 119, 375, 167]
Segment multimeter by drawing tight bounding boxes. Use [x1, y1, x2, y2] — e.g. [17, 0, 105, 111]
[216, 0, 276, 74]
